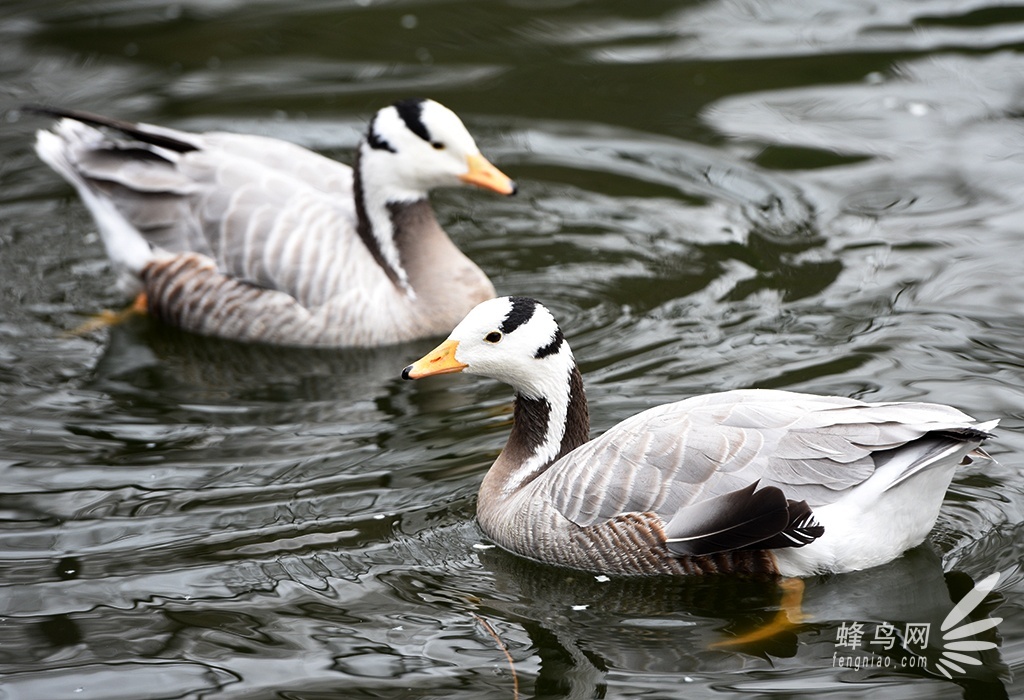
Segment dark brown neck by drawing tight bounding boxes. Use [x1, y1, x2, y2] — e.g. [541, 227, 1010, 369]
[488, 363, 589, 495]
[543, 363, 589, 462]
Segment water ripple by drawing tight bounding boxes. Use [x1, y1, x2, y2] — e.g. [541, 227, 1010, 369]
[2, 1, 1023, 698]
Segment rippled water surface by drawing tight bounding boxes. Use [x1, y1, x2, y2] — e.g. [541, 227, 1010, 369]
[2, 1, 1024, 698]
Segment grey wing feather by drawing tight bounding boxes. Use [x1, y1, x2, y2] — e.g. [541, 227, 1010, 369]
[168, 139, 360, 307]
[48, 119, 362, 309]
[547, 389, 990, 528]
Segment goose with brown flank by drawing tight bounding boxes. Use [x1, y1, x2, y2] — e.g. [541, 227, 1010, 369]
[30, 99, 515, 347]
[403, 296, 997, 578]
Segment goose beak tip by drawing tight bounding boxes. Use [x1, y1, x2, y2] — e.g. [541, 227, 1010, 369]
[403, 339, 466, 380]
[461, 154, 515, 195]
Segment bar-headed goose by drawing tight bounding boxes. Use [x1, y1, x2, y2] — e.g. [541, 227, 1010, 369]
[403, 296, 997, 577]
[31, 99, 515, 347]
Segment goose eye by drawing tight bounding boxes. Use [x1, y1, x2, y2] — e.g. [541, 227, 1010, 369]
[432, 141, 445, 150]
[484, 331, 502, 343]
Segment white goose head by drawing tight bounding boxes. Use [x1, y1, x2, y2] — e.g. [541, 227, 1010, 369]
[356, 99, 515, 295]
[404, 296, 589, 494]
[403, 296, 573, 401]
[360, 98, 516, 201]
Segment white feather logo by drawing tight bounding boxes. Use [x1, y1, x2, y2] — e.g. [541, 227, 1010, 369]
[935, 571, 1003, 679]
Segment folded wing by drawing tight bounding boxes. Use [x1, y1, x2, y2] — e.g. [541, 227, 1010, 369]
[546, 389, 990, 553]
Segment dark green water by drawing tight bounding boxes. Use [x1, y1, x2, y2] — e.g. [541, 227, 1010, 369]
[1, 1, 1023, 698]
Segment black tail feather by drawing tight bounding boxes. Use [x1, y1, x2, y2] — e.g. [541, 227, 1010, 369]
[750, 499, 824, 550]
[22, 104, 198, 154]
[666, 483, 824, 557]
[666, 482, 791, 557]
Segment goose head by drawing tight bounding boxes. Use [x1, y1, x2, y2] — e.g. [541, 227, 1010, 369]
[360, 98, 516, 201]
[403, 296, 574, 401]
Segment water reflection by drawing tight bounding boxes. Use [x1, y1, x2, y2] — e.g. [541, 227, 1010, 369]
[89, 318, 414, 408]
[476, 545, 1011, 697]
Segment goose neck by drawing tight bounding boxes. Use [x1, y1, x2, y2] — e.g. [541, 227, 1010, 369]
[353, 148, 426, 293]
[489, 363, 589, 497]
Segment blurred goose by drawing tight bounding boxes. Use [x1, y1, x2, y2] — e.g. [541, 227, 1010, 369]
[403, 297, 997, 577]
[30, 99, 515, 347]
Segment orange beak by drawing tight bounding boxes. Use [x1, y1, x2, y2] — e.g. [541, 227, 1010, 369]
[402, 339, 467, 380]
[459, 153, 517, 195]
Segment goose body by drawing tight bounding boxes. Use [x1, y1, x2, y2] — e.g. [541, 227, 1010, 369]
[31, 99, 515, 347]
[403, 297, 997, 577]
